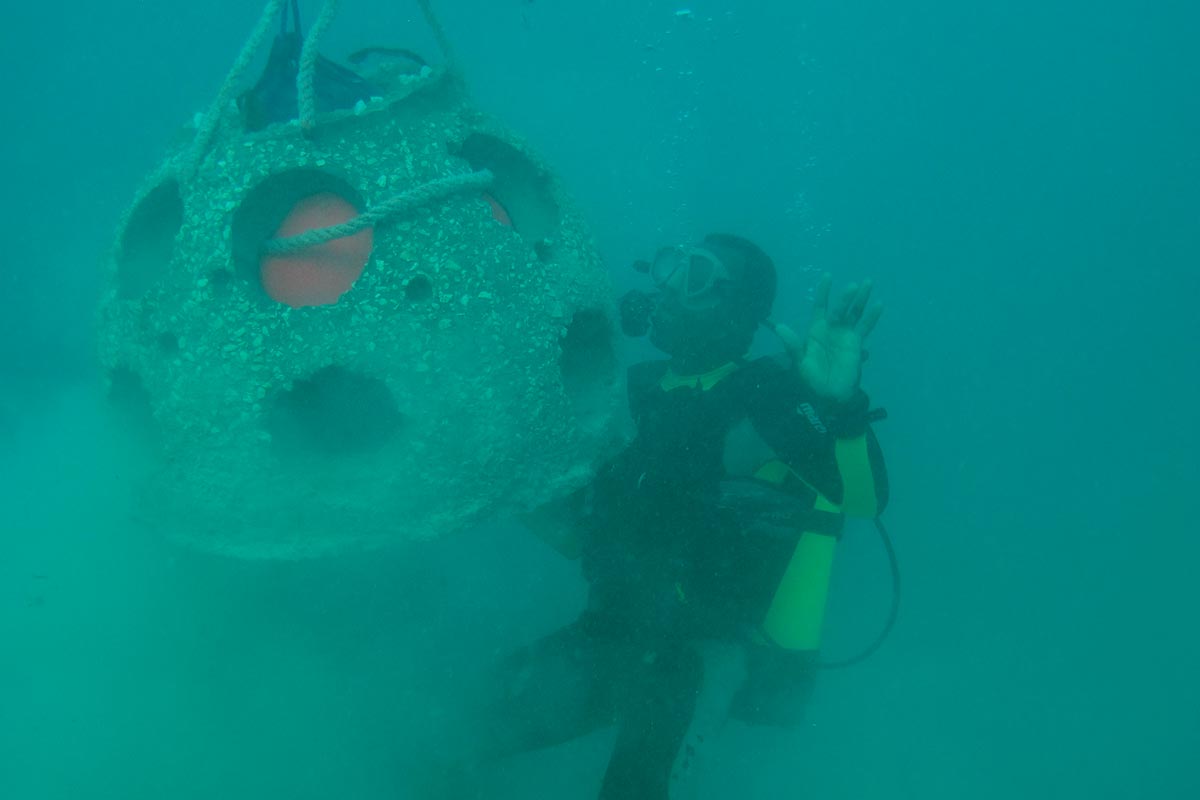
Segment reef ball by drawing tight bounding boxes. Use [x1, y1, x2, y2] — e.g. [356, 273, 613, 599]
[98, 60, 621, 558]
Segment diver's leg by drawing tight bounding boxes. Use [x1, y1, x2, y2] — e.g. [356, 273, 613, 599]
[597, 644, 704, 800]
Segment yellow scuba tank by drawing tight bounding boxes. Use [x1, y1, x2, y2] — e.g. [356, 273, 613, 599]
[761, 521, 839, 651]
[752, 459, 843, 651]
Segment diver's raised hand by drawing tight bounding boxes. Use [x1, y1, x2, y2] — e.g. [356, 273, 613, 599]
[780, 275, 882, 402]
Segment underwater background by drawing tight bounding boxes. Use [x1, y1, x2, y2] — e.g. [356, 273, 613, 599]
[1, 1, 1197, 797]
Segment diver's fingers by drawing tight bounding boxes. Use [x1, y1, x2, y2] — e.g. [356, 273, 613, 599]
[857, 302, 883, 340]
[812, 274, 832, 321]
[847, 279, 873, 323]
[831, 283, 858, 323]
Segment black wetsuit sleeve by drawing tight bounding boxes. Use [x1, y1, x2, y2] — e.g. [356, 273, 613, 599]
[745, 357, 888, 511]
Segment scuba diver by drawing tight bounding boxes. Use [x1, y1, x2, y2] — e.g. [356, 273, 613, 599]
[425, 234, 889, 799]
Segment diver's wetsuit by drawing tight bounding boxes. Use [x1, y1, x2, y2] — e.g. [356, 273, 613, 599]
[479, 354, 888, 798]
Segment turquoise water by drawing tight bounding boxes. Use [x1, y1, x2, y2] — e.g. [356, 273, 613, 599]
[1, 1, 1197, 797]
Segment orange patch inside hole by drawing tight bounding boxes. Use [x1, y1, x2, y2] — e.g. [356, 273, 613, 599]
[260, 193, 374, 307]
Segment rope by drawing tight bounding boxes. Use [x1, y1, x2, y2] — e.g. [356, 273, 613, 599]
[818, 517, 901, 669]
[261, 170, 494, 255]
[298, 0, 342, 131]
[185, 0, 286, 176]
[416, 0, 458, 71]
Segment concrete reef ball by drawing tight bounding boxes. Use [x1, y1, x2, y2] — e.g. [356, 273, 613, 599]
[98, 67, 622, 558]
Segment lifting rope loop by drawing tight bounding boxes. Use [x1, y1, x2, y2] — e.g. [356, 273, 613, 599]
[297, 0, 341, 132]
[261, 170, 495, 256]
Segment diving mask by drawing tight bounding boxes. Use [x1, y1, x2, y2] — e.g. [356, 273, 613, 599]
[646, 245, 731, 310]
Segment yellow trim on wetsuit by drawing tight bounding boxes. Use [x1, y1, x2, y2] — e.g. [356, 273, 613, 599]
[753, 460, 841, 513]
[754, 460, 841, 651]
[659, 361, 740, 392]
[763, 530, 837, 650]
[835, 434, 879, 518]
[751, 458, 791, 486]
